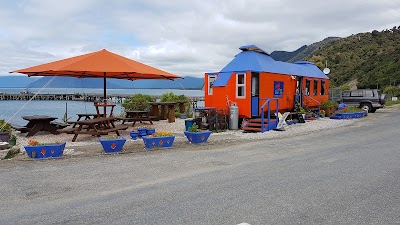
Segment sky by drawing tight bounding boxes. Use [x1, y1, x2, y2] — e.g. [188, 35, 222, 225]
[0, 0, 399, 78]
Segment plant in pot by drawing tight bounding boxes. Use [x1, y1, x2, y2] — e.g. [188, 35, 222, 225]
[99, 135, 126, 154]
[299, 107, 306, 120]
[142, 131, 175, 150]
[183, 122, 212, 144]
[320, 109, 326, 118]
[146, 127, 156, 135]
[129, 131, 139, 140]
[321, 100, 339, 117]
[24, 139, 66, 159]
[136, 125, 148, 137]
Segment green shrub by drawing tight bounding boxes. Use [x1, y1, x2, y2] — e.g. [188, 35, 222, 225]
[121, 94, 155, 111]
[321, 100, 338, 108]
[383, 86, 400, 98]
[0, 120, 12, 134]
[340, 86, 351, 90]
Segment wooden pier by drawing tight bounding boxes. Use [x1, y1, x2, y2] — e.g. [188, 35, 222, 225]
[0, 93, 204, 103]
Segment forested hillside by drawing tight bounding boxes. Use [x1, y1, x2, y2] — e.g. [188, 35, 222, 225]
[306, 26, 400, 88]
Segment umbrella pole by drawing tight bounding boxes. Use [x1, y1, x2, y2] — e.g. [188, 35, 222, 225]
[103, 72, 106, 102]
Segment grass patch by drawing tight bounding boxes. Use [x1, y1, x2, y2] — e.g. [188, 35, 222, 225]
[386, 100, 400, 106]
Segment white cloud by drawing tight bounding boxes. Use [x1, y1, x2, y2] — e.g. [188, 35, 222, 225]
[1, 0, 399, 77]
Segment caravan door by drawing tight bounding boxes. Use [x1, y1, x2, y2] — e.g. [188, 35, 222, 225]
[251, 72, 259, 117]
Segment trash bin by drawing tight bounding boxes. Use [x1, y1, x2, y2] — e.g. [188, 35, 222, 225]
[185, 119, 194, 131]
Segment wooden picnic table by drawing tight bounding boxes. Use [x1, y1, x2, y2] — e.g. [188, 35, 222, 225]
[94, 102, 116, 118]
[20, 115, 60, 137]
[71, 117, 128, 142]
[69, 113, 105, 128]
[149, 102, 182, 123]
[76, 113, 105, 120]
[120, 110, 154, 126]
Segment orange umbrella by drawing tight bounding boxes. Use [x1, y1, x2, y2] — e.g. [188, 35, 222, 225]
[10, 49, 181, 99]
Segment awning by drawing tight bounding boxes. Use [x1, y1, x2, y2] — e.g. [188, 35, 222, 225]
[212, 72, 232, 87]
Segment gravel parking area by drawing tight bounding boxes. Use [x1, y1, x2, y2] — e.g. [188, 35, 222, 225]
[5, 105, 399, 161]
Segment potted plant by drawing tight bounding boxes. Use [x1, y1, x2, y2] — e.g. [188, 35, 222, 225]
[320, 109, 326, 118]
[24, 139, 66, 159]
[183, 123, 212, 144]
[146, 128, 156, 135]
[136, 126, 148, 137]
[299, 107, 306, 119]
[321, 100, 339, 117]
[99, 136, 126, 153]
[142, 131, 175, 150]
[129, 131, 139, 140]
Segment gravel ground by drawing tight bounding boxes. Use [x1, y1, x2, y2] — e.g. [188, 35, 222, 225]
[5, 105, 399, 161]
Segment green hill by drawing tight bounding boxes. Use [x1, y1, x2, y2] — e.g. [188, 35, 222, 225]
[305, 26, 400, 89]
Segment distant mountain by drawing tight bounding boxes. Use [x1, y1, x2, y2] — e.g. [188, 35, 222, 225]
[270, 37, 341, 62]
[0, 76, 40, 87]
[126, 76, 203, 89]
[270, 26, 400, 89]
[270, 45, 307, 62]
[289, 37, 341, 62]
[0, 75, 204, 89]
[26, 77, 124, 89]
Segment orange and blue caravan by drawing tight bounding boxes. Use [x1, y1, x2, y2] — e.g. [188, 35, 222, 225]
[204, 45, 330, 131]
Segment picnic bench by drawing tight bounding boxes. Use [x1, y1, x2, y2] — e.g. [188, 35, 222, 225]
[13, 115, 60, 137]
[119, 110, 155, 126]
[71, 117, 128, 142]
[67, 113, 105, 128]
[149, 102, 179, 122]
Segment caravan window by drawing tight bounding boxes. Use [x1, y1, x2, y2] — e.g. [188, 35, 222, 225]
[305, 79, 311, 95]
[208, 75, 216, 95]
[236, 73, 246, 98]
[313, 80, 318, 96]
[321, 81, 326, 95]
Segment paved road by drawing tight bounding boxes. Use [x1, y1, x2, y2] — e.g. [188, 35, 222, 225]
[1, 110, 400, 225]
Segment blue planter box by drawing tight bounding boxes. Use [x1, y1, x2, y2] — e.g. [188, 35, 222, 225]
[24, 142, 66, 159]
[330, 112, 365, 120]
[142, 136, 175, 150]
[184, 131, 212, 144]
[354, 112, 366, 118]
[99, 137, 126, 153]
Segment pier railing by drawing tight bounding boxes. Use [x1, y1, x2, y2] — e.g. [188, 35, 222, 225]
[0, 93, 204, 103]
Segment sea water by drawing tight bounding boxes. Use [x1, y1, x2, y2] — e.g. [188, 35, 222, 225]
[0, 100, 123, 126]
[0, 88, 204, 96]
[0, 88, 204, 126]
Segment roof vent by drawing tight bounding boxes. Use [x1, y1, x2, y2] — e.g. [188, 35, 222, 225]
[239, 45, 269, 56]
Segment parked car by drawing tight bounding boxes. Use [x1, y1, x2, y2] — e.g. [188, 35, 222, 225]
[341, 89, 387, 113]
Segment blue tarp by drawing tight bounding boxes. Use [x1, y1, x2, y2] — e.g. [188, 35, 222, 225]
[218, 45, 329, 79]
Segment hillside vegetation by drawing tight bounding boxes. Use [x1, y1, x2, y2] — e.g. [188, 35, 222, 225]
[306, 26, 400, 89]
